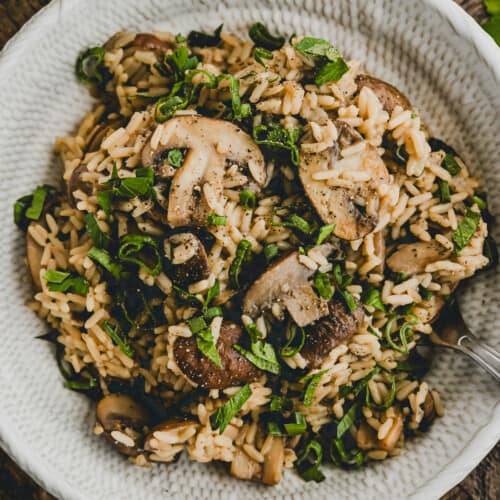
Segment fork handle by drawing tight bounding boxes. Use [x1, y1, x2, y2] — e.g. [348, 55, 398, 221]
[457, 335, 500, 382]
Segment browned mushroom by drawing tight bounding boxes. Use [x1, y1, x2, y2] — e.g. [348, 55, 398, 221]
[356, 421, 378, 450]
[67, 164, 92, 201]
[167, 232, 210, 286]
[230, 448, 262, 481]
[299, 132, 389, 241]
[355, 74, 412, 115]
[242, 244, 334, 327]
[142, 116, 266, 227]
[131, 33, 173, 53]
[301, 297, 364, 368]
[412, 294, 446, 324]
[422, 392, 436, 422]
[144, 417, 198, 462]
[173, 322, 261, 389]
[386, 240, 452, 275]
[96, 394, 150, 456]
[26, 225, 44, 291]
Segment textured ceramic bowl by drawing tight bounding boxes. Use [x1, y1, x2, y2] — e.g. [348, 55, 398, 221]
[0, 1, 499, 499]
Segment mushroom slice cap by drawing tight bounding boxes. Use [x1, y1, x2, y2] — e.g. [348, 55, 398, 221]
[26, 223, 44, 291]
[144, 417, 198, 462]
[173, 321, 261, 389]
[144, 116, 266, 227]
[386, 240, 452, 275]
[167, 232, 210, 286]
[301, 297, 364, 368]
[262, 437, 285, 485]
[355, 74, 412, 114]
[131, 33, 173, 52]
[299, 133, 389, 241]
[96, 394, 150, 456]
[242, 244, 334, 327]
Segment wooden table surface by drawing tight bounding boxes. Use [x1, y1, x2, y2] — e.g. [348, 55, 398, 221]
[0, 0, 498, 498]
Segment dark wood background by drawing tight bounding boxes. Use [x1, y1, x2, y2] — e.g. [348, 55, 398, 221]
[0, 0, 498, 498]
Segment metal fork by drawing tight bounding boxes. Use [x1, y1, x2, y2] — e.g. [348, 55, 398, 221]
[431, 300, 500, 381]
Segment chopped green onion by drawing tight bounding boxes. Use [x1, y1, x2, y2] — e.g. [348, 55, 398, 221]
[65, 378, 98, 391]
[443, 153, 461, 176]
[25, 185, 49, 221]
[471, 195, 487, 210]
[173, 284, 203, 307]
[280, 321, 306, 358]
[336, 403, 358, 439]
[204, 306, 223, 320]
[284, 412, 307, 436]
[338, 366, 381, 399]
[295, 439, 326, 482]
[329, 438, 365, 468]
[43, 269, 89, 295]
[279, 213, 313, 235]
[210, 384, 252, 433]
[187, 24, 223, 47]
[76, 47, 105, 85]
[207, 213, 227, 226]
[103, 321, 135, 358]
[229, 239, 253, 289]
[452, 209, 481, 253]
[300, 369, 329, 407]
[84, 213, 110, 249]
[118, 234, 162, 276]
[383, 314, 418, 355]
[154, 95, 187, 123]
[269, 395, 293, 412]
[439, 180, 451, 203]
[313, 271, 334, 300]
[363, 288, 386, 313]
[204, 279, 220, 308]
[167, 148, 185, 168]
[253, 47, 273, 66]
[87, 247, 122, 279]
[175, 34, 187, 43]
[316, 224, 335, 245]
[218, 74, 251, 121]
[339, 289, 357, 313]
[264, 243, 279, 262]
[248, 23, 285, 50]
[239, 190, 257, 210]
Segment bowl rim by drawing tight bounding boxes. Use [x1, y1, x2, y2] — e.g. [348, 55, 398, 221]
[0, 1, 499, 498]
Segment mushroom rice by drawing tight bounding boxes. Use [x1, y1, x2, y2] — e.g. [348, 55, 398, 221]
[13, 24, 496, 484]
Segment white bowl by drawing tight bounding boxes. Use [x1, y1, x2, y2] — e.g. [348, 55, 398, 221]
[0, 1, 499, 499]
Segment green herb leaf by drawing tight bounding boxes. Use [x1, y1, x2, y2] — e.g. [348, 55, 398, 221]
[253, 47, 273, 66]
[239, 190, 257, 210]
[167, 148, 185, 168]
[338, 366, 381, 399]
[207, 213, 227, 226]
[295, 439, 326, 482]
[253, 122, 301, 166]
[84, 213, 111, 249]
[485, 0, 500, 15]
[103, 321, 135, 358]
[249, 23, 285, 50]
[295, 37, 340, 59]
[219, 74, 251, 121]
[204, 306, 223, 320]
[339, 289, 357, 313]
[14, 185, 54, 229]
[264, 243, 279, 262]
[204, 279, 220, 308]
[316, 224, 335, 245]
[43, 269, 89, 295]
[439, 180, 451, 203]
[314, 59, 350, 86]
[483, 16, 500, 45]
[280, 321, 306, 358]
[210, 384, 252, 433]
[233, 339, 281, 375]
[188, 24, 223, 47]
[269, 395, 293, 412]
[452, 209, 481, 253]
[229, 239, 253, 289]
[336, 403, 358, 438]
[76, 47, 105, 85]
[25, 185, 49, 221]
[87, 247, 123, 279]
[118, 234, 162, 276]
[173, 284, 203, 307]
[443, 153, 461, 176]
[313, 271, 334, 300]
[166, 45, 199, 79]
[300, 369, 329, 407]
[284, 412, 307, 436]
[363, 288, 386, 313]
[188, 316, 222, 367]
[65, 378, 98, 391]
[329, 438, 365, 468]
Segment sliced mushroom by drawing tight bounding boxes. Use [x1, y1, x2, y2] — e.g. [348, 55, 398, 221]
[387, 241, 452, 275]
[173, 322, 261, 389]
[230, 448, 262, 481]
[167, 232, 209, 286]
[301, 297, 364, 368]
[131, 33, 173, 53]
[355, 74, 412, 115]
[144, 417, 198, 462]
[67, 164, 92, 201]
[412, 294, 446, 324]
[262, 437, 285, 485]
[141, 144, 179, 180]
[96, 394, 150, 456]
[26, 224, 44, 291]
[299, 137, 389, 241]
[422, 392, 436, 422]
[356, 421, 378, 450]
[143, 116, 266, 227]
[242, 244, 334, 327]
